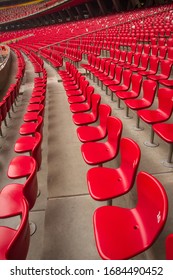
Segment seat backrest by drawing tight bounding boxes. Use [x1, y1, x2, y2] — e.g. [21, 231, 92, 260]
[95, 57, 101, 69]
[122, 70, 132, 86]
[7, 156, 38, 210]
[158, 88, 173, 118]
[160, 59, 172, 76]
[133, 53, 141, 66]
[166, 234, 173, 260]
[149, 56, 159, 72]
[168, 47, 173, 61]
[35, 116, 44, 134]
[140, 54, 149, 68]
[114, 65, 123, 82]
[86, 86, 94, 106]
[143, 44, 151, 55]
[119, 138, 141, 192]
[114, 49, 120, 60]
[142, 80, 157, 103]
[136, 171, 168, 247]
[107, 116, 122, 149]
[99, 104, 112, 129]
[109, 63, 116, 79]
[0, 195, 30, 260]
[32, 132, 42, 170]
[104, 60, 111, 75]
[131, 74, 143, 94]
[126, 51, 133, 64]
[91, 94, 101, 118]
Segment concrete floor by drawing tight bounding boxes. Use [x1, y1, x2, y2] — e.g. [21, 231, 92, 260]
[0, 51, 173, 260]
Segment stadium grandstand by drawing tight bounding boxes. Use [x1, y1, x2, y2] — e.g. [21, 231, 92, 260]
[1, 0, 173, 261]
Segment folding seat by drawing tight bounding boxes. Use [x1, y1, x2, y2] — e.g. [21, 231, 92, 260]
[138, 56, 159, 77]
[109, 69, 132, 101]
[69, 86, 94, 113]
[81, 116, 122, 166]
[166, 234, 173, 260]
[93, 171, 168, 260]
[67, 80, 89, 104]
[152, 123, 173, 167]
[125, 80, 157, 123]
[130, 54, 149, 72]
[14, 132, 42, 170]
[87, 138, 140, 205]
[19, 116, 44, 136]
[72, 94, 101, 126]
[116, 74, 143, 109]
[0, 193, 30, 260]
[147, 60, 173, 82]
[137, 88, 173, 147]
[77, 104, 111, 143]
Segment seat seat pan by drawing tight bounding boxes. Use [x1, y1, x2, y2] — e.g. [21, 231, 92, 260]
[70, 103, 90, 113]
[20, 122, 38, 135]
[153, 123, 173, 143]
[14, 137, 36, 153]
[68, 95, 86, 104]
[77, 126, 106, 142]
[0, 227, 17, 260]
[72, 113, 96, 125]
[116, 90, 138, 99]
[159, 79, 173, 87]
[23, 112, 39, 122]
[125, 99, 150, 110]
[87, 167, 129, 200]
[81, 142, 117, 165]
[66, 89, 82, 97]
[27, 104, 40, 112]
[109, 85, 128, 92]
[8, 156, 36, 178]
[94, 206, 148, 260]
[138, 110, 167, 124]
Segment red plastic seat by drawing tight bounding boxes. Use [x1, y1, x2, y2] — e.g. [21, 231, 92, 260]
[109, 70, 132, 101]
[103, 65, 122, 95]
[153, 123, 173, 167]
[19, 116, 43, 135]
[147, 60, 172, 81]
[166, 234, 173, 260]
[77, 104, 111, 142]
[93, 171, 168, 260]
[138, 88, 173, 147]
[4, 156, 38, 210]
[125, 80, 157, 125]
[116, 73, 143, 109]
[14, 132, 42, 170]
[124, 53, 141, 69]
[23, 104, 44, 122]
[130, 54, 149, 72]
[66, 76, 86, 97]
[138, 56, 159, 77]
[0, 193, 30, 260]
[87, 138, 140, 205]
[72, 94, 101, 126]
[70, 86, 94, 113]
[81, 116, 122, 166]
[67, 80, 89, 104]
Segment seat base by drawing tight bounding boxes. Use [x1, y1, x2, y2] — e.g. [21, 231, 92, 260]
[144, 141, 159, 147]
